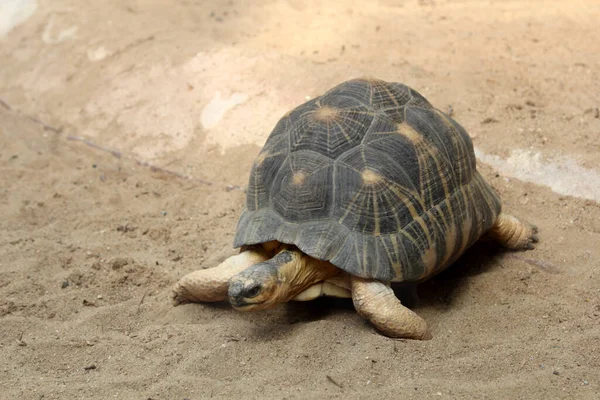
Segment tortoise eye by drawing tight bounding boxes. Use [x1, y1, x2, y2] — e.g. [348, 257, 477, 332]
[246, 285, 261, 298]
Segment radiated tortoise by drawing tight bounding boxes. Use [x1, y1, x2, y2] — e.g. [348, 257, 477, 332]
[172, 78, 538, 340]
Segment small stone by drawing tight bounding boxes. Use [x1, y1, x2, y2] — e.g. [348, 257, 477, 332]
[61, 280, 69, 289]
[481, 117, 499, 124]
[583, 380, 589, 385]
[111, 258, 129, 270]
[97, 295, 103, 300]
[553, 370, 560, 375]
[161, 211, 167, 216]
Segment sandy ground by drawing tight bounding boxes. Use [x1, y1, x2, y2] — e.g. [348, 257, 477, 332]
[1, 0, 600, 398]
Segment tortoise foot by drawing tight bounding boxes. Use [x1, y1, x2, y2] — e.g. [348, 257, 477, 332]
[490, 213, 538, 250]
[351, 276, 432, 340]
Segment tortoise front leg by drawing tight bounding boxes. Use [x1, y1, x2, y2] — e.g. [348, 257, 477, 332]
[489, 212, 539, 250]
[172, 245, 272, 306]
[351, 276, 431, 340]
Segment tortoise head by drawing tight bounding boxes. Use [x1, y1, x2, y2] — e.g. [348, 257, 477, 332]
[228, 250, 295, 311]
[227, 247, 339, 311]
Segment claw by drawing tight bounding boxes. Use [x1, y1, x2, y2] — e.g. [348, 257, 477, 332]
[172, 288, 191, 307]
[490, 213, 540, 251]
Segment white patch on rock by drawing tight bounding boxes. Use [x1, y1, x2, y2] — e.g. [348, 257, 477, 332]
[0, 0, 37, 37]
[200, 91, 248, 130]
[475, 148, 600, 202]
[42, 13, 77, 44]
[87, 46, 111, 61]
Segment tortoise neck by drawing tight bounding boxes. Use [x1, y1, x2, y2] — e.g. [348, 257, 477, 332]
[274, 250, 340, 302]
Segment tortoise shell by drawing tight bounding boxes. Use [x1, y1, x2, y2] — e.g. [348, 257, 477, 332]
[234, 78, 501, 282]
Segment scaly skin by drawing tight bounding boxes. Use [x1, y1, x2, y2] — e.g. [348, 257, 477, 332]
[351, 276, 432, 340]
[172, 245, 433, 339]
[228, 247, 433, 340]
[172, 214, 539, 340]
[172, 245, 272, 305]
[489, 213, 539, 250]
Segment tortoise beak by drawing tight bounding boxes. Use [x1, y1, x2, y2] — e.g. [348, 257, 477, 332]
[228, 280, 265, 309]
[228, 280, 248, 308]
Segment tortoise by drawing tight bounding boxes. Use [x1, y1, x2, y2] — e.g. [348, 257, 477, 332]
[172, 78, 538, 340]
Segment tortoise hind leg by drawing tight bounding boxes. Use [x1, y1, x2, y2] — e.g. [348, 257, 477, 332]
[489, 213, 539, 250]
[351, 276, 431, 340]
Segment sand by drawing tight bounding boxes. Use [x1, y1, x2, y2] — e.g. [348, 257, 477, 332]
[1, 0, 599, 398]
